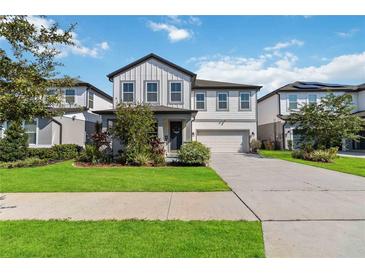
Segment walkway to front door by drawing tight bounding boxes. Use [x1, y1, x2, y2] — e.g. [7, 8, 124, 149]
[170, 121, 182, 151]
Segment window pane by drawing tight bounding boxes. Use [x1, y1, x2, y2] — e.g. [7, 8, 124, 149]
[241, 101, 250, 109]
[219, 102, 227, 109]
[123, 83, 134, 92]
[171, 92, 181, 102]
[24, 120, 36, 132]
[27, 133, 36, 144]
[241, 93, 249, 101]
[171, 82, 181, 92]
[123, 92, 134, 102]
[218, 93, 227, 101]
[147, 83, 157, 92]
[65, 89, 75, 96]
[196, 101, 205, 110]
[196, 93, 205, 101]
[147, 92, 158, 102]
[288, 95, 297, 110]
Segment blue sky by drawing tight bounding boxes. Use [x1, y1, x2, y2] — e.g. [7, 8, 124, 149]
[6, 16, 365, 96]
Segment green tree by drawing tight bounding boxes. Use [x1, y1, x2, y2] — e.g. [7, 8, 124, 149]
[0, 121, 28, 161]
[287, 93, 364, 149]
[112, 103, 156, 164]
[0, 15, 76, 124]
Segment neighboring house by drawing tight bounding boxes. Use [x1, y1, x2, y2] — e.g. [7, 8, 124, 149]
[257, 81, 365, 150]
[0, 80, 113, 147]
[94, 53, 261, 155]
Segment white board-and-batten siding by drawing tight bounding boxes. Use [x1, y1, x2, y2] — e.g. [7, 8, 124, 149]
[112, 59, 193, 109]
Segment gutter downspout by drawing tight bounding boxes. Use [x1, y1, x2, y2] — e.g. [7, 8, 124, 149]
[51, 118, 62, 144]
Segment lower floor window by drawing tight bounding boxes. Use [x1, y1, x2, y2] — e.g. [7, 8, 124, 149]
[24, 119, 37, 145]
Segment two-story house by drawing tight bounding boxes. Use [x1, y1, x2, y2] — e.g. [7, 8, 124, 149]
[258, 81, 365, 150]
[0, 80, 113, 147]
[94, 53, 261, 155]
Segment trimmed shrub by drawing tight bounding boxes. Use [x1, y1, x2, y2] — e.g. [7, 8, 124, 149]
[287, 140, 293, 151]
[27, 147, 58, 159]
[250, 139, 262, 153]
[0, 157, 49, 168]
[178, 141, 210, 166]
[292, 147, 338, 163]
[0, 121, 28, 162]
[77, 144, 102, 164]
[52, 144, 81, 160]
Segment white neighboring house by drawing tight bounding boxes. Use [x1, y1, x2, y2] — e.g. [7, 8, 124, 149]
[94, 53, 262, 155]
[0, 80, 113, 147]
[257, 81, 365, 150]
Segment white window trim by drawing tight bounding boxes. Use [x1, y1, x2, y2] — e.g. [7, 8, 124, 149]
[217, 91, 229, 111]
[195, 91, 206, 111]
[121, 81, 135, 103]
[239, 91, 251, 111]
[23, 118, 38, 146]
[288, 94, 298, 111]
[145, 81, 159, 104]
[168, 81, 183, 104]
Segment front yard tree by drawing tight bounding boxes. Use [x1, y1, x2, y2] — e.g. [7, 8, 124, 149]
[112, 103, 156, 164]
[0, 15, 75, 123]
[287, 93, 364, 149]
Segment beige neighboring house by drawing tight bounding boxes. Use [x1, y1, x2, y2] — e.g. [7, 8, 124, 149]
[257, 81, 365, 150]
[0, 80, 113, 147]
[94, 53, 262, 156]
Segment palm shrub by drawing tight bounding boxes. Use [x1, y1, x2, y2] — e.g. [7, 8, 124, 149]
[178, 141, 210, 166]
[0, 121, 28, 162]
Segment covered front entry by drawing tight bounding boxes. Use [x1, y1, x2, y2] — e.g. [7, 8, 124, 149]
[197, 130, 249, 153]
[170, 121, 183, 151]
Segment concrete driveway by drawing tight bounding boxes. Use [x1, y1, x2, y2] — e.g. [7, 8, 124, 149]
[210, 153, 365, 257]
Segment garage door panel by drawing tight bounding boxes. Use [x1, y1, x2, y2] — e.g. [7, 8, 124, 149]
[197, 130, 249, 153]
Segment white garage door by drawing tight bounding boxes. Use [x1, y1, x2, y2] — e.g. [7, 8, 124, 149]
[197, 130, 249, 153]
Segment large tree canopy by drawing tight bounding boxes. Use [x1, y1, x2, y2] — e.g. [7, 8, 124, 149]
[287, 93, 364, 149]
[0, 15, 76, 123]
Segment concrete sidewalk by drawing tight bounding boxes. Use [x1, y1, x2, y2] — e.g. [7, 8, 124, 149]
[0, 192, 257, 221]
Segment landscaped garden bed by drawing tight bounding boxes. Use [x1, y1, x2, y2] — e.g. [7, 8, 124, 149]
[0, 220, 264, 258]
[259, 149, 365, 177]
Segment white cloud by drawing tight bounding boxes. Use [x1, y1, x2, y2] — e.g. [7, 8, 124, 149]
[148, 21, 191, 42]
[191, 43, 365, 96]
[27, 16, 109, 58]
[336, 28, 359, 38]
[264, 39, 304, 52]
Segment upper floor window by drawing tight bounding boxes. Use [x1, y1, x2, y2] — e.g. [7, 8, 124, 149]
[308, 94, 317, 105]
[169, 82, 182, 103]
[24, 119, 37, 145]
[217, 91, 229, 110]
[288, 94, 298, 110]
[88, 92, 94, 109]
[239, 92, 250, 110]
[65, 89, 75, 105]
[146, 81, 158, 103]
[196, 92, 206, 110]
[121, 82, 134, 103]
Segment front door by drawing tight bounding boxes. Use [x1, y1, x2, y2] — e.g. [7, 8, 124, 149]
[170, 121, 182, 151]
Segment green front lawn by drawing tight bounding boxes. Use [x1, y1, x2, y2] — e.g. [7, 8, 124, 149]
[259, 149, 365, 177]
[0, 220, 264, 258]
[0, 161, 229, 192]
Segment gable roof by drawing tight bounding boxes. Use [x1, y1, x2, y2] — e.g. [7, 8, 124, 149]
[74, 80, 112, 102]
[193, 79, 262, 90]
[258, 81, 358, 103]
[107, 53, 197, 81]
